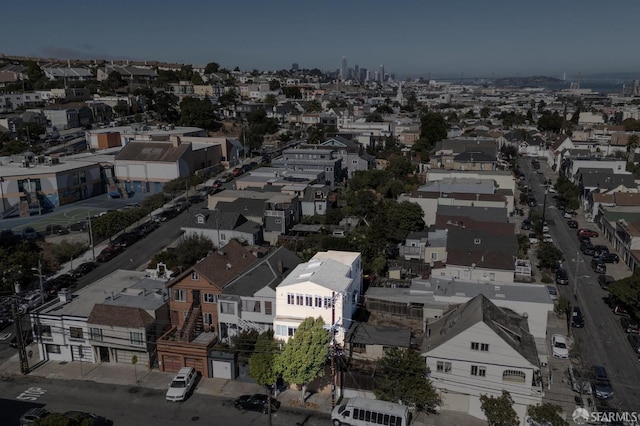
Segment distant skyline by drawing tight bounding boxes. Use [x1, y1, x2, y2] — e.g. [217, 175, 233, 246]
[2, 0, 640, 79]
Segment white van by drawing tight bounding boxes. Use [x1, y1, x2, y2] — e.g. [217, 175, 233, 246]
[331, 397, 411, 426]
[166, 367, 197, 402]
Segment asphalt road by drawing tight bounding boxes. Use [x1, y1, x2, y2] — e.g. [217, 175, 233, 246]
[520, 158, 640, 412]
[0, 376, 332, 426]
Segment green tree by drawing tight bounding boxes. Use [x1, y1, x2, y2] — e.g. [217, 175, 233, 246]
[25, 60, 46, 89]
[204, 62, 220, 74]
[269, 80, 281, 91]
[374, 348, 440, 412]
[276, 316, 329, 402]
[306, 124, 325, 144]
[249, 330, 280, 388]
[480, 107, 491, 119]
[102, 71, 127, 92]
[113, 100, 130, 117]
[232, 329, 260, 359]
[479, 390, 519, 426]
[306, 100, 322, 113]
[178, 96, 220, 131]
[527, 403, 568, 426]
[282, 86, 302, 99]
[608, 275, 640, 317]
[627, 134, 639, 162]
[622, 118, 640, 132]
[150, 91, 179, 122]
[538, 111, 563, 133]
[388, 156, 413, 180]
[0, 139, 28, 155]
[33, 413, 73, 425]
[18, 122, 45, 141]
[218, 88, 239, 108]
[536, 242, 564, 270]
[264, 94, 278, 107]
[365, 112, 384, 122]
[50, 240, 89, 265]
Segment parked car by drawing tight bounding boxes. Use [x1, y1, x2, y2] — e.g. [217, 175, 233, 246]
[542, 234, 553, 243]
[96, 245, 124, 262]
[231, 167, 244, 177]
[63, 411, 109, 426]
[571, 306, 585, 328]
[211, 179, 222, 189]
[555, 268, 569, 285]
[563, 210, 575, 219]
[22, 226, 39, 240]
[45, 274, 76, 294]
[546, 285, 558, 301]
[234, 394, 281, 414]
[621, 317, 640, 334]
[112, 232, 140, 247]
[613, 305, 631, 318]
[567, 220, 578, 228]
[580, 241, 595, 256]
[577, 229, 598, 238]
[528, 198, 537, 207]
[19, 407, 51, 424]
[591, 258, 606, 274]
[134, 221, 159, 238]
[598, 253, 620, 264]
[45, 224, 70, 235]
[568, 364, 592, 395]
[521, 220, 532, 230]
[69, 261, 97, 278]
[627, 334, 640, 353]
[592, 366, 613, 399]
[166, 367, 198, 402]
[552, 334, 569, 359]
[528, 233, 539, 245]
[598, 274, 615, 289]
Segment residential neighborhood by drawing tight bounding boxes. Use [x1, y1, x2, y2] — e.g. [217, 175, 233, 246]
[1, 50, 640, 426]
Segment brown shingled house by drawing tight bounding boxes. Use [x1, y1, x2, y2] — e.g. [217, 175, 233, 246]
[156, 240, 260, 374]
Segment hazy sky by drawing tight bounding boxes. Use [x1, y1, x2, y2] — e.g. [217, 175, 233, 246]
[2, 0, 639, 78]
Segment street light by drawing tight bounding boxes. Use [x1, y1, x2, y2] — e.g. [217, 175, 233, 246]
[31, 257, 45, 305]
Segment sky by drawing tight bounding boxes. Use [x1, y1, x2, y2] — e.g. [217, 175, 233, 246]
[2, 0, 639, 79]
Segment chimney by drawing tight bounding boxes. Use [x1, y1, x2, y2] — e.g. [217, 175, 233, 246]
[58, 288, 71, 303]
[277, 259, 284, 274]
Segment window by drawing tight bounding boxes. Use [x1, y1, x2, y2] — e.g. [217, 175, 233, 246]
[352, 160, 358, 164]
[436, 361, 452, 373]
[46, 344, 61, 354]
[471, 365, 486, 377]
[323, 297, 332, 309]
[275, 325, 286, 336]
[203, 293, 218, 303]
[471, 342, 489, 351]
[242, 300, 261, 312]
[315, 296, 322, 307]
[203, 312, 213, 325]
[220, 302, 235, 315]
[264, 301, 272, 315]
[191, 272, 199, 280]
[352, 343, 366, 353]
[70, 327, 84, 340]
[287, 293, 295, 305]
[173, 289, 186, 302]
[130, 331, 144, 346]
[196, 215, 205, 224]
[220, 233, 227, 241]
[431, 252, 438, 260]
[305, 295, 313, 306]
[39, 325, 52, 338]
[503, 370, 526, 383]
[90, 328, 103, 342]
[296, 294, 303, 305]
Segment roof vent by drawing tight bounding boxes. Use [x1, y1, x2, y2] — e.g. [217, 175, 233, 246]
[226, 263, 232, 270]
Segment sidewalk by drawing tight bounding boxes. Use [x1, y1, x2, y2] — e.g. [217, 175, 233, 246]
[0, 345, 485, 425]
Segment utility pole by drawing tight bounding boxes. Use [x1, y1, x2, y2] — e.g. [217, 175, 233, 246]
[4, 272, 30, 375]
[330, 291, 337, 409]
[87, 212, 95, 261]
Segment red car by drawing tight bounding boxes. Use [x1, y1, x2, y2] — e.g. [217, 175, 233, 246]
[96, 244, 124, 262]
[577, 229, 598, 238]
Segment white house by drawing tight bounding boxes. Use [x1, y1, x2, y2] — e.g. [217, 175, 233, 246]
[31, 270, 169, 366]
[422, 294, 543, 425]
[274, 251, 362, 345]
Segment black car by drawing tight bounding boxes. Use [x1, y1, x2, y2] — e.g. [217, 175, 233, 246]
[598, 253, 620, 264]
[571, 306, 585, 328]
[69, 261, 97, 278]
[591, 258, 606, 274]
[581, 241, 595, 256]
[112, 232, 140, 247]
[234, 394, 281, 414]
[593, 245, 609, 256]
[96, 245, 124, 262]
[45, 274, 76, 294]
[555, 268, 569, 285]
[521, 220, 532, 230]
[567, 220, 578, 229]
[598, 274, 615, 289]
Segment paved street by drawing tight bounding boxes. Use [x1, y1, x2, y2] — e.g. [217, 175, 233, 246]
[0, 376, 332, 426]
[520, 157, 640, 413]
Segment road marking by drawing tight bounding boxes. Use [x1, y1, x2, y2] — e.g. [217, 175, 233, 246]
[0, 332, 12, 341]
[17, 386, 47, 401]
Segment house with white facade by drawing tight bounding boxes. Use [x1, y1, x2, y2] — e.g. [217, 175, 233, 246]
[274, 251, 363, 345]
[422, 294, 543, 425]
[181, 210, 263, 248]
[31, 269, 169, 366]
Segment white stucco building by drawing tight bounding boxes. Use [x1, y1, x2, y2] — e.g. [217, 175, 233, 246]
[274, 251, 362, 345]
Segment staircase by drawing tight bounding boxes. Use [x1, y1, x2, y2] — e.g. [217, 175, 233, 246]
[179, 304, 203, 342]
[237, 318, 264, 333]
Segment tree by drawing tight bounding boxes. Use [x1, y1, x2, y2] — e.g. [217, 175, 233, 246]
[479, 390, 519, 426]
[150, 91, 179, 122]
[50, 240, 89, 265]
[178, 96, 220, 131]
[269, 80, 281, 91]
[33, 413, 74, 425]
[113, 101, 130, 118]
[232, 329, 260, 359]
[608, 274, 640, 318]
[527, 403, 568, 426]
[218, 88, 239, 108]
[249, 330, 280, 388]
[204, 62, 220, 74]
[388, 157, 413, 180]
[622, 118, 640, 132]
[282, 86, 302, 99]
[306, 124, 325, 144]
[374, 348, 440, 412]
[537, 111, 563, 133]
[264, 94, 278, 107]
[536, 242, 564, 270]
[627, 134, 639, 162]
[480, 107, 491, 119]
[276, 316, 329, 402]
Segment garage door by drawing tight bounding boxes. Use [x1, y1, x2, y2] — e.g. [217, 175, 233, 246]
[116, 349, 148, 366]
[442, 392, 470, 412]
[162, 355, 181, 373]
[184, 357, 205, 375]
[211, 360, 233, 379]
